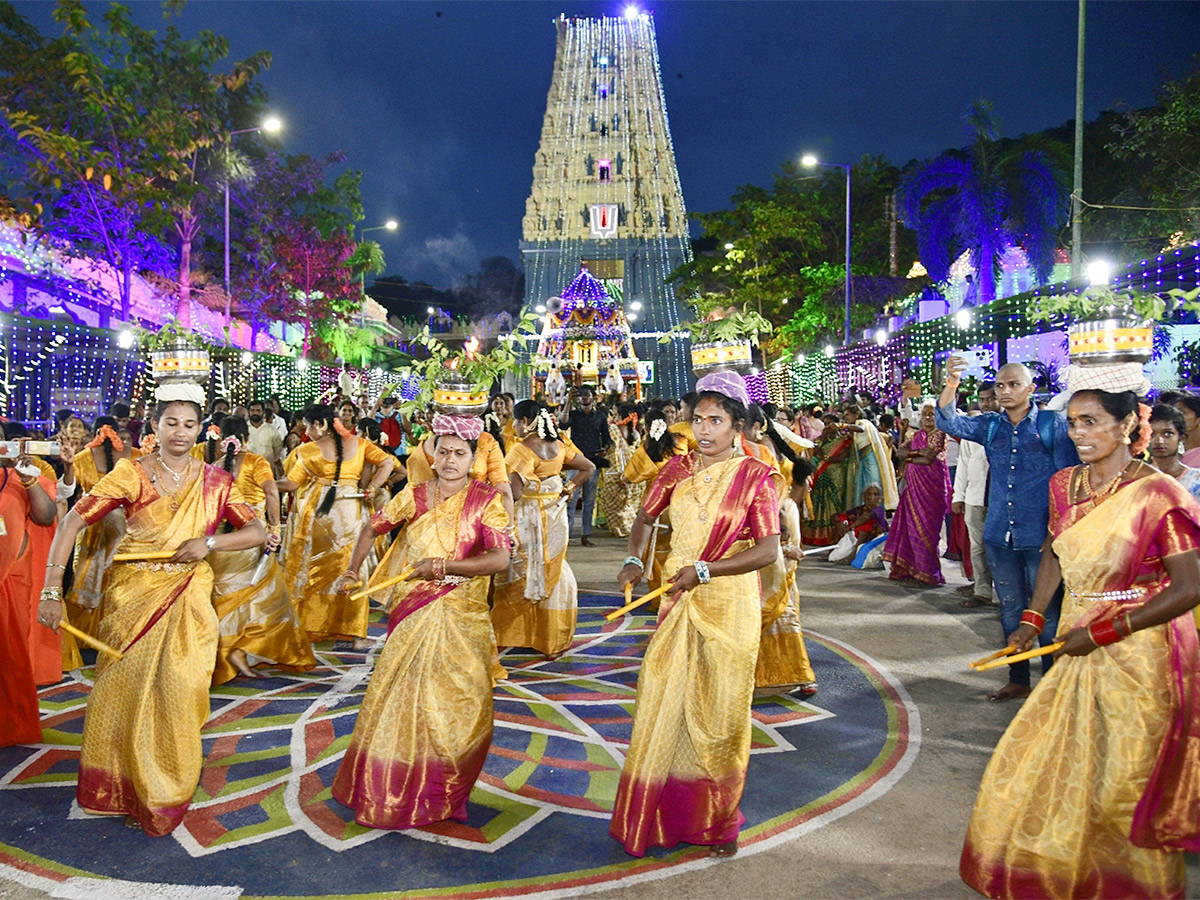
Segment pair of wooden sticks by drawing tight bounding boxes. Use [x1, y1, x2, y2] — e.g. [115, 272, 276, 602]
[969, 641, 1065, 672]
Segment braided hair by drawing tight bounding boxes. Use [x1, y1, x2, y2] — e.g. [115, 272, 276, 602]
[218, 415, 249, 474]
[302, 404, 341, 516]
[93, 416, 119, 473]
[761, 415, 802, 471]
[483, 411, 505, 455]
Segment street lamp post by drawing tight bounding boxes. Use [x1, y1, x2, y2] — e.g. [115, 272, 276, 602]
[802, 154, 852, 345]
[224, 116, 282, 330]
[357, 220, 399, 327]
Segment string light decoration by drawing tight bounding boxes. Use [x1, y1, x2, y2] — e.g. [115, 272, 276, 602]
[0, 315, 143, 426]
[519, 13, 694, 399]
[815, 243, 1200, 401]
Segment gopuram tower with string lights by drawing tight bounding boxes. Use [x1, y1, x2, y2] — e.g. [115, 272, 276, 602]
[520, 10, 693, 398]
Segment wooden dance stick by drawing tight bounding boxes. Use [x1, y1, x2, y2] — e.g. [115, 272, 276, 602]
[968, 646, 1018, 669]
[624, 582, 632, 607]
[112, 551, 177, 562]
[605, 582, 675, 622]
[972, 641, 1065, 672]
[349, 567, 415, 602]
[60, 620, 123, 661]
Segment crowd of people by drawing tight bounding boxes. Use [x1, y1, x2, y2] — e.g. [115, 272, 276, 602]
[3, 353, 1200, 897]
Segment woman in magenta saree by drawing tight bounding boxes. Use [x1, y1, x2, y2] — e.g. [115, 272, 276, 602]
[883, 404, 950, 585]
[961, 389, 1200, 899]
[331, 418, 509, 830]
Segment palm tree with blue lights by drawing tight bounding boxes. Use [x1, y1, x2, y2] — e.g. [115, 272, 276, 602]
[898, 101, 1068, 307]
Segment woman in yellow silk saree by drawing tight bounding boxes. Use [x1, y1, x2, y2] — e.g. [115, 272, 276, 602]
[961, 389, 1200, 899]
[201, 418, 314, 684]
[277, 404, 394, 646]
[492, 402, 594, 658]
[332, 416, 509, 829]
[622, 409, 687, 592]
[37, 397, 266, 836]
[614, 379, 780, 858]
[65, 418, 141, 637]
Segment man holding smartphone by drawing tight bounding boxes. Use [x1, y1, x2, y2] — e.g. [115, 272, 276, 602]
[936, 358, 1078, 702]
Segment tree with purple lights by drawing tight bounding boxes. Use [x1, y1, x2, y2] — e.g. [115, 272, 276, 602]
[0, 0, 270, 323]
[898, 101, 1068, 308]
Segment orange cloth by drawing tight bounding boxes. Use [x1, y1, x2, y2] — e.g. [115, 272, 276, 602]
[0, 471, 42, 747]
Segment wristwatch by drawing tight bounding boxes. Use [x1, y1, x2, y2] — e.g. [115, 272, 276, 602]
[204, 537, 217, 554]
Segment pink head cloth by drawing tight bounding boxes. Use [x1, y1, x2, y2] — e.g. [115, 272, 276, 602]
[431, 413, 484, 442]
[695, 371, 750, 409]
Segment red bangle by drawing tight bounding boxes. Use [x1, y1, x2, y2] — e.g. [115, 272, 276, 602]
[1113, 612, 1136, 639]
[1088, 618, 1124, 647]
[1020, 609, 1046, 631]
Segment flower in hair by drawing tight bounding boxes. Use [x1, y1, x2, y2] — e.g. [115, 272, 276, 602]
[206, 425, 221, 441]
[220, 435, 244, 456]
[649, 419, 668, 441]
[332, 417, 356, 439]
[86, 424, 125, 452]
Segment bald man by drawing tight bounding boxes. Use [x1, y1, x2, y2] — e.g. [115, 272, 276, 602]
[936, 358, 1079, 703]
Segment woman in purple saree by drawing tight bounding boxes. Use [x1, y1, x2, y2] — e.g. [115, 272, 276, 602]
[883, 403, 951, 585]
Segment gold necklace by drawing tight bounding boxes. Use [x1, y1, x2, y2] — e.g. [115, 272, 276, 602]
[1083, 459, 1135, 505]
[153, 456, 192, 510]
[431, 477, 465, 551]
[690, 452, 730, 523]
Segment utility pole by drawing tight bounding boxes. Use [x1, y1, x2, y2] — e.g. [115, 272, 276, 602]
[1071, 0, 1086, 280]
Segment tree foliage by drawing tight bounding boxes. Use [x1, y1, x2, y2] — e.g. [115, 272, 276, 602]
[1108, 55, 1200, 247]
[669, 155, 918, 354]
[0, 0, 271, 319]
[898, 100, 1069, 307]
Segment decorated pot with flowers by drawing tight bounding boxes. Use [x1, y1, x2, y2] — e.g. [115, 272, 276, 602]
[661, 305, 772, 379]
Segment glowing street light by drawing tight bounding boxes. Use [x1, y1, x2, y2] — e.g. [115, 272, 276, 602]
[1086, 259, 1112, 285]
[623, 5, 639, 20]
[874, 328, 888, 346]
[802, 152, 852, 345]
[225, 115, 284, 329]
[824, 344, 835, 358]
[955, 308, 972, 329]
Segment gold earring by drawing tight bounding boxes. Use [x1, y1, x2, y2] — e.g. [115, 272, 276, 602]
[1123, 432, 1132, 445]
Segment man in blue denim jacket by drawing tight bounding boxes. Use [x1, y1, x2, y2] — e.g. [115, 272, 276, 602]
[936, 357, 1079, 702]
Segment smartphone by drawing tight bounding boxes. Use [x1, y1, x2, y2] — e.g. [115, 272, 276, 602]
[0, 440, 61, 458]
[955, 349, 991, 377]
[26, 440, 61, 457]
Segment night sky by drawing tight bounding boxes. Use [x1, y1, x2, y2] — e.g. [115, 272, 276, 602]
[18, 1, 1200, 287]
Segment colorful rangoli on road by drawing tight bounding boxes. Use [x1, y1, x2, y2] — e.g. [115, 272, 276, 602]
[0, 593, 919, 899]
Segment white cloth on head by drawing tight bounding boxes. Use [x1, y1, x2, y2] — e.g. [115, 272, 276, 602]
[1045, 362, 1151, 411]
[155, 382, 206, 407]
